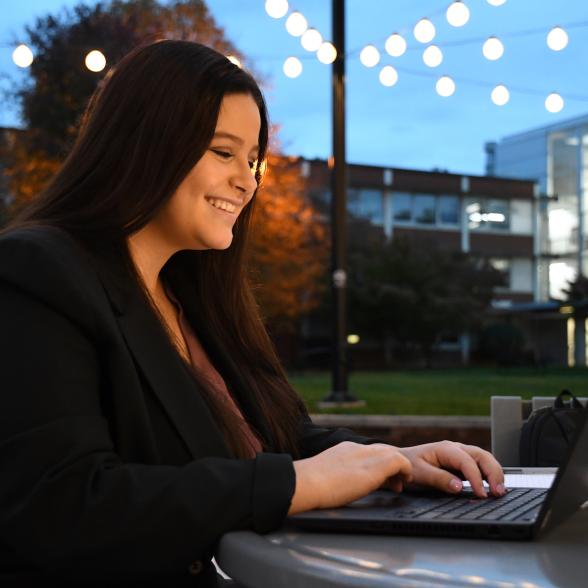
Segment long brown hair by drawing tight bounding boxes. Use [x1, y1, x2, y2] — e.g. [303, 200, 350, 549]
[7, 40, 307, 458]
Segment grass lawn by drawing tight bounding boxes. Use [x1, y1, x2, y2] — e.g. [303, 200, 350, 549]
[288, 368, 588, 416]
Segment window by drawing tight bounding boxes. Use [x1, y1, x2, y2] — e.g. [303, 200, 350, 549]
[414, 194, 436, 224]
[489, 258, 511, 289]
[392, 192, 412, 222]
[467, 198, 510, 231]
[348, 188, 384, 226]
[438, 195, 460, 225]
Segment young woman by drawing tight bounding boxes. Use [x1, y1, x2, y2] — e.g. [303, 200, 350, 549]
[0, 41, 504, 587]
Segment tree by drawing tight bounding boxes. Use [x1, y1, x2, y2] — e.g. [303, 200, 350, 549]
[562, 273, 588, 305]
[345, 223, 504, 366]
[248, 155, 328, 335]
[2, 2, 328, 348]
[5, 0, 243, 207]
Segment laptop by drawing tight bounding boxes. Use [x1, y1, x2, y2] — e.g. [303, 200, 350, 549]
[289, 402, 588, 540]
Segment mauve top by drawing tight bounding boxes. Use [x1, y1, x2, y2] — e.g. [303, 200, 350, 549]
[166, 287, 263, 458]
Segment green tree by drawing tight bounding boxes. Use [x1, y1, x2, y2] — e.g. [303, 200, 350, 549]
[346, 223, 504, 366]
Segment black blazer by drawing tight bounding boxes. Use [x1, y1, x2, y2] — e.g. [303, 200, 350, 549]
[0, 226, 373, 587]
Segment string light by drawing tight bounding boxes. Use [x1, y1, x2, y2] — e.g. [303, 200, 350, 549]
[436, 75, 456, 97]
[446, 1, 470, 28]
[379, 65, 398, 87]
[423, 45, 443, 68]
[482, 36, 504, 60]
[12, 44, 33, 68]
[264, 0, 288, 19]
[491, 84, 510, 106]
[227, 55, 242, 68]
[414, 18, 436, 44]
[385, 33, 407, 57]
[360, 44, 380, 67]
[261, 4, 588, 111]
[285, 11, 307, 36]
[545, 92, 564, 113]
[301, 28, 322, 52]
[283, 56, 302, 78]
[547, 27, 569, 51]
[85, 50, 106, 72]
[317, 42, 337, 64]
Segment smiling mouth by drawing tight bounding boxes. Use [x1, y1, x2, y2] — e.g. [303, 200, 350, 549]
[205, 197, 237, 214]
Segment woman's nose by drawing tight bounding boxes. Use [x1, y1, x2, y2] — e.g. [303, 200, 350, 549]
[231, 161, 258, 195]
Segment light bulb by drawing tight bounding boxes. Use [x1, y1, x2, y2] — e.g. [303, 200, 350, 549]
[487, 0, 507, 5]
[547, 27, 568, 51]
[285, 11, 307, 37]
[360, 44, 380, 68]
[379, 65, 398, 87]
[385, 33, 407, 57]
[317, 42, 337, 64]
[436, 76, 455, 97]
[446, 1, 470, 27]
[12, 44, 33, 68]
[482, 36, 504, 60]
[227, 55, 242, 68]
[85, 50, 106, 72]
[301, 28, 322, 52]
[423, 45, 443, 67]
[545, 93, 564, 113]
[264, 0, 288, 19]
[414, 18, 436, 44]
[491, 84, 510, 106]
[283, 56, 302, 78]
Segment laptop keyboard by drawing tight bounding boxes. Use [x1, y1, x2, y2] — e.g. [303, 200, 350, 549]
[410, 488, 548, 522]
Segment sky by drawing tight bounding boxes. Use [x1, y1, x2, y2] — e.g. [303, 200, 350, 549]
[1, 0, 588, 176]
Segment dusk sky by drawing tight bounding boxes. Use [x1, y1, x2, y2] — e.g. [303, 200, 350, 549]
[1, 0, 587, 176]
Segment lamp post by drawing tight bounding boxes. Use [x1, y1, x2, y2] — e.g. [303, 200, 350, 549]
[320, 0, 363, 406]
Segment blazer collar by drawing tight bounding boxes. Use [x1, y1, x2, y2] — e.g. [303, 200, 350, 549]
[87, 243, 232, 461]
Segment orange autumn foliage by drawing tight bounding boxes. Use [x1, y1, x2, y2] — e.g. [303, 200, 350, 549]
[248, 154, 328, 333]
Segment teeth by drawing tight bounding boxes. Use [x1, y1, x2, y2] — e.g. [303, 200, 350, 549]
[207, 198, 236, 213]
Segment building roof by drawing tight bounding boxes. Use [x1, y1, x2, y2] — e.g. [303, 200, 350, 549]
[498, 111, 588, 144]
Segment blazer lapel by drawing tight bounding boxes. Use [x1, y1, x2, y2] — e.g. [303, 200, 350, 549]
[87, 244, 231, 461]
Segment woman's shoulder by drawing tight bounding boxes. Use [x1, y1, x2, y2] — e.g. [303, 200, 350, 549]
[0, 224, 104, 315]
[0, 223, 81, 255]
[0, 224, 91, 277]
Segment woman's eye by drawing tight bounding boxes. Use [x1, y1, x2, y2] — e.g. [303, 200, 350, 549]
[212, 149, 232, 159]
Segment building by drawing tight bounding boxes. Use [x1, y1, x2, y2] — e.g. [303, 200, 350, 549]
[489, 112, 588, 300]
[489, 113, 588, 365]
[301, 158, 538, 305]
[298, 158, 539, 365]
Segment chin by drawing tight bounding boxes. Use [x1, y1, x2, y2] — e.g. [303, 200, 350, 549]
[209, 235, 234, 250]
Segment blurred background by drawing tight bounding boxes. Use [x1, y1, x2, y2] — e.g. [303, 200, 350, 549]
[1, 0, 587, 418]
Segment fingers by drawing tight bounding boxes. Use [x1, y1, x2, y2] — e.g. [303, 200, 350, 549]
[401, 442, 505, 499]
[461, 444, 505, 497]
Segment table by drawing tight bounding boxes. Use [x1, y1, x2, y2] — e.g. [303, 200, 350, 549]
[217, 507, 588, 587]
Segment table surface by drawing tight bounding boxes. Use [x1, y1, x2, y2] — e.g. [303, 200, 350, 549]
[217, 507, 588, 588]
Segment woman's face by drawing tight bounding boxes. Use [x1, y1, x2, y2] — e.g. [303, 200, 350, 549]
[151, 93, 261, 252]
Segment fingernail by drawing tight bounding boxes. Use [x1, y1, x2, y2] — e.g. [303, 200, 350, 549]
[496, 483, 506, 496]
[449, 478, 462, 492]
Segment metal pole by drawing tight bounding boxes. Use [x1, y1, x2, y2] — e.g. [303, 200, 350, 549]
[321, 0, 360, 404]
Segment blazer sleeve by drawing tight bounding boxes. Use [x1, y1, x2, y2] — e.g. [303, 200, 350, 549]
[296, 414, 383, 458]
[0, 278, 295, 583]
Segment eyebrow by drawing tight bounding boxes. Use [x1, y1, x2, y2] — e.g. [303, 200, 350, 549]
[212, 131, 259, 153]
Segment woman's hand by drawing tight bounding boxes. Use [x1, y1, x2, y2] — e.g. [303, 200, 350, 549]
[398, 441, 506, 498]
[289, 441, 413, 515]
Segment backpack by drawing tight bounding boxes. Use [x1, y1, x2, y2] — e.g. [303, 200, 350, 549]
[519, 389, 585, 467]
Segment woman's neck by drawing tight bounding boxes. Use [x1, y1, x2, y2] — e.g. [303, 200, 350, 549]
[127, 225, 175, 298]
